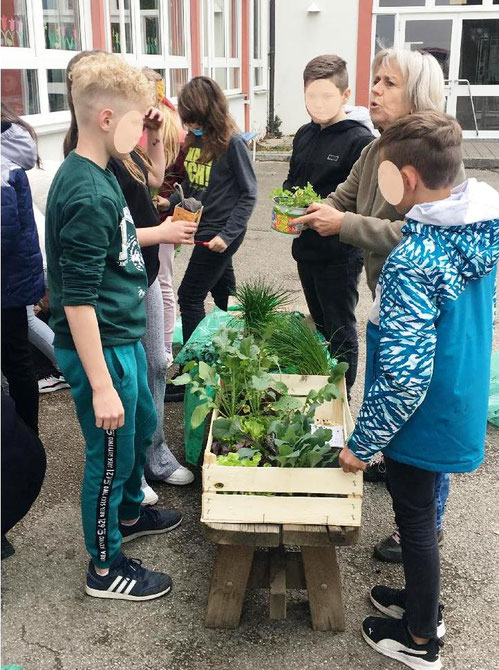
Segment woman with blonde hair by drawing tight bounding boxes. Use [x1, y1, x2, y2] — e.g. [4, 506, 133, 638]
[292, 49, 465, 565]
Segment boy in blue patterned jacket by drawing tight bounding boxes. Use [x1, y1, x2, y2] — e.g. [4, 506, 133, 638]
[339, 112, 499, 670]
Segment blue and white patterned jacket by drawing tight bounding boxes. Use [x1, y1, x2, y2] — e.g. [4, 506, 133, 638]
[348, 178, 499, 473]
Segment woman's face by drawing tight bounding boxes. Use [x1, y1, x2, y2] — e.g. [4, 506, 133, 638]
[370, 63, 411, 130]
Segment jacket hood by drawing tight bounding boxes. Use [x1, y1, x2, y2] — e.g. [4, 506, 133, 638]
[310, 106, 374, 134]
[343, 105, 375, 133]
[404, 178, 499, 280]
[1, 123, 37, 171]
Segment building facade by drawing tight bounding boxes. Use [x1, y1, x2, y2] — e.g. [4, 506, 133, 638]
[274, 0, 499, 138]
[1, 0, 270, 162]
[2, 0, 498, 158]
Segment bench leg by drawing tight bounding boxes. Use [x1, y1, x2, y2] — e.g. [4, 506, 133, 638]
[301, 545, 346, 632]
[204, 544, 254, 629]
[269, 547, 286, 620]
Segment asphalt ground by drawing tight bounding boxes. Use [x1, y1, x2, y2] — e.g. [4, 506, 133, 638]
[2, 165, 499, 670]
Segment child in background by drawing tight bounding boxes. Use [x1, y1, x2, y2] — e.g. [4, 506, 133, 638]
[165, 76, 257, 400]
[138, 68, 194, 483]
[64, 53, 195, 500]
[1, 103, 45, 433]
[47, 53, 192, 600]
[339, 112, 499, 669]
[285, 55, 374, 395]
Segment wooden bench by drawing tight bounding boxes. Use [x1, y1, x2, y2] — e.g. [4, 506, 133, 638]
[203, 521, 359, 631]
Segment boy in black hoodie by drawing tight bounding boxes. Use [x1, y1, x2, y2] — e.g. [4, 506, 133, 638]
[285, 55, 374, 393]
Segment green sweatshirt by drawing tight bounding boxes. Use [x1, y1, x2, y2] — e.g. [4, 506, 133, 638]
[45, 152, 148, 349]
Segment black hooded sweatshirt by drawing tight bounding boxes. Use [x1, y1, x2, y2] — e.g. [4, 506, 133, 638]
[284, 115, 374, 264]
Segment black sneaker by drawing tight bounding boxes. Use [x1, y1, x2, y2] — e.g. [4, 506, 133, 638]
[370, 585, 446, 638]
[362, 615, 442, 670]
[164, 372, 185, 403]
[374, 529, 444, 564]
[363, 460, 387, 483]
[86, 552, 172, 601]
[1, 534, 15, 560]
[120, 505, 182, 543]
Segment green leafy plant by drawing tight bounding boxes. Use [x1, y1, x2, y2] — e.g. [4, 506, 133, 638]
[216, 451, 262, 467]
[173, 328, 288, 429]
[233, 277, 292, 338]
[271, 182, 322, 209]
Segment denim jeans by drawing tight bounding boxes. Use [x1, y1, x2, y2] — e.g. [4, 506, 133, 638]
[385, 456, 440, 639]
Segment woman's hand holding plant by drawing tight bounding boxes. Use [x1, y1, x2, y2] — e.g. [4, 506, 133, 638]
[291, 202, 345, 236]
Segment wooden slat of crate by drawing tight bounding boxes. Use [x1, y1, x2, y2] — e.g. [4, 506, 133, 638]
[202, 493, 361, 526]
[204, 464, 360, 495]
[203, 522, 281, 546]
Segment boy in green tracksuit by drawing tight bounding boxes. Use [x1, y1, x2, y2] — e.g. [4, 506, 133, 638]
[46, 53, 183, 601]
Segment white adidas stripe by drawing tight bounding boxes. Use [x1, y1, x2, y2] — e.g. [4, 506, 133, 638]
[108, 576, 123, 592]
[115, 578, 130, 594]
[124, 579, 137, 595]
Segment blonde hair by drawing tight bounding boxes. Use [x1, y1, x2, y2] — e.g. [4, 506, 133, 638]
[142, 67, 181, 167]
[372, 49, 445, 114]
[71, 52, 154, 112]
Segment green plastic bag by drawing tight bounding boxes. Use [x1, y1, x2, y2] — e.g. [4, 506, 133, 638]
[183, 374, 215, 466]
[172, 317, 183, 348]
[174, 307, 241, 366]
[488, 352, 499, 426]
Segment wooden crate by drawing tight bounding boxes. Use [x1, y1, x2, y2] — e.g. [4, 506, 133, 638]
[201, 374, 362, 526]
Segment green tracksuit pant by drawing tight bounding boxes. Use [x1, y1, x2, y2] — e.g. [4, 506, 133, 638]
[55, 342, 156, 568]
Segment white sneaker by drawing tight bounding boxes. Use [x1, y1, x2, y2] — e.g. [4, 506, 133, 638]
[38, 374, 70, 394]
[141, 484, 159, 506]
[163, 466, 194, 486]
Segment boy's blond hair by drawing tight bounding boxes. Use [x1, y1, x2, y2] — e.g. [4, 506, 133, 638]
[70, 52, 154, 113]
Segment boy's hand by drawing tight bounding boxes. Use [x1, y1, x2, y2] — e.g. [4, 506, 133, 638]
[339, 446, 366, 474]
[93, 385, 125, 430]
[291, 202, 345, 236]
[143, 107, 164, 130]
[159, 217, 197, 245]
[157, 195, 170, 212]
[208, 236, 228, 253]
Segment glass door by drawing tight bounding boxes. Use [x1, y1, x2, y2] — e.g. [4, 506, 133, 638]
[399, 13, 499, 138]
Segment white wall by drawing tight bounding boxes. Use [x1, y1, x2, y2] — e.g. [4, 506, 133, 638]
[251, 92, 269, 138]
[274, 0, 360, 135]
[38, 129, 67, 165]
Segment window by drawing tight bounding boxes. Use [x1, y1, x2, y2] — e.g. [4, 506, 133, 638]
[1, 0, 91, 121]
[459, 19, 499, 85]
[106, 0, 190, 99]
[43, 0, 81, 50]
[1, 69, 39, 115]
[435, 1, 482, 5]
[202, 0, 242, 94]
[404, 19, 453, 78]
[374, 14, 395, 53]
[1, 0, 29, 48]
[378, 0, 424, 6]
[457, 96, 499, 130]
[109, 0, 133, 54]
[140, 0, 161, 55]
[252, 0, 265, 88]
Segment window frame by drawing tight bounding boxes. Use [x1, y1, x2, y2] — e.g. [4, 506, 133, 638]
[370, 5, 499, 137]
[251, 0, 267, 91]
[373, 0, 497, 12]
[1, 0, 92, 127]
[201, 0, 243, 96]
[104, 0, 191, 100]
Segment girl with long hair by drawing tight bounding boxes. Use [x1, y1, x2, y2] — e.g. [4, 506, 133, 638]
[171, 76, 257, 359]
[63, 51, 195, 497]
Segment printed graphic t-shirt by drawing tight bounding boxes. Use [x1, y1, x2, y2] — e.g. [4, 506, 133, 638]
[45, 151, 148, 349]
[108, 151, 160, 287]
